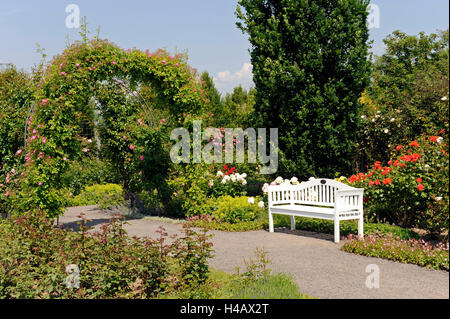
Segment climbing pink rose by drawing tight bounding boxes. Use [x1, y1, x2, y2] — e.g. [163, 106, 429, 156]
[41, 99, 48, 106]
[140, 155, 144, 161]
[42, 137, 47, 143]
[61, 72, 66, 76]
[129, 145, 135, 150]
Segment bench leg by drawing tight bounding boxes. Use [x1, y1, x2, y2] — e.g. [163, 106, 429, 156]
[358, 214, 364, 239]
[334, 218, 340, 243]
[268, 209, 274, 233]
[290, 216, 296, 230]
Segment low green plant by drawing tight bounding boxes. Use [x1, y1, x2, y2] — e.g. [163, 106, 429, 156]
[189, 211, 419, 240]
[342, 232, 449, 271]
[189, 215, 265, 232]
[227, 248, 311, 299]
[67, 183, 124, 209]
[210, 196, 263, 223]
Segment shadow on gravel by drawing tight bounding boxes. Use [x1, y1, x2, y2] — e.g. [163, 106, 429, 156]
[274, 227, 335, 242]
[59, 218, 112, 231]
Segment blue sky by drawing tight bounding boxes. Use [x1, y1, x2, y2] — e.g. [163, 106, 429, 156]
[1, 0, 448, 93]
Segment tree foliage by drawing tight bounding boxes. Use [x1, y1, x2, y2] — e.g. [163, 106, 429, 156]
[236, 0, 371, 178]
[360, 30, 449, 163]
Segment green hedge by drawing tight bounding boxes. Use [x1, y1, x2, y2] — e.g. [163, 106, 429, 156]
[67, 183, 124, 209]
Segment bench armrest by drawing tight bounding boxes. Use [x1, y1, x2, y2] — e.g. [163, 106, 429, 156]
[335, 189, 364, 197]
[335, 188, 364, 212]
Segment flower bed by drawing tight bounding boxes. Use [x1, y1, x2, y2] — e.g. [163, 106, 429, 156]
[342, 232, 449, 271]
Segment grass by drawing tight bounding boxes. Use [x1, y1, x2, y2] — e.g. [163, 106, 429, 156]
[206, 269, 314, 299]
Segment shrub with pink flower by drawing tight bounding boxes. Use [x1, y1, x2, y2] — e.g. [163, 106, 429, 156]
[342, 232, 449, 271]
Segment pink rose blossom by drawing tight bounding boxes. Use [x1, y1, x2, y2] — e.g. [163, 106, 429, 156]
[129, 145, 135, 150]
[140, 155, 144, 161]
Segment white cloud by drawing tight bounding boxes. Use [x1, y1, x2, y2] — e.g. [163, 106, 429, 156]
[213, 62, 254, 94]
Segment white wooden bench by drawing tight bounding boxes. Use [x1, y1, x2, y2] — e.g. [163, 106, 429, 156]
[267, 178, 364, 243]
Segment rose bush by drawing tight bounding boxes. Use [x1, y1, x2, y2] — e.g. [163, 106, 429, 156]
[208, 165, 247, 198]
[347, 134, 449, 237]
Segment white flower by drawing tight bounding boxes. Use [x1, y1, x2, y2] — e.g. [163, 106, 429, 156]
[87, 139, 92, 143]
[274, 176, 283, 184]
[258, 201, 265, 208]
[437, 137, 443, 144]
[384, 129, 389, 134]
[208, 180, 214, 188]
[262, 183, 269, 193]
[283, 179, 290, 185]
[217, 171, 224, 177]
[441, 96, 448, 101]
[361, 115, 366, 119]
[241, 173, 247, 179]
[248, 197, 255, 204]
[221, 178, 227, 184]
[241, 180, 247, 186]
[390, 118, 395, 122]
[436, 197, 443, 201]
[231, 175, 237, 182]
[223, 175, 230, 181]
[290, 177, 299, 185]
[309, 177, 316, 181]
[372, 118, 376, 122]
[375, 114, 380, 118]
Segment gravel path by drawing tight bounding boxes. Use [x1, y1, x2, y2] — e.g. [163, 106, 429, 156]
[60, 206, 449, 299]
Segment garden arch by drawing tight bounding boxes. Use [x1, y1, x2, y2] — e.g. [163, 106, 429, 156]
[13, 39, 207, 218]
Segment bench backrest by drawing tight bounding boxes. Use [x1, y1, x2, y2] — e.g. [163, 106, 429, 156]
[268, 179, 353, 207]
